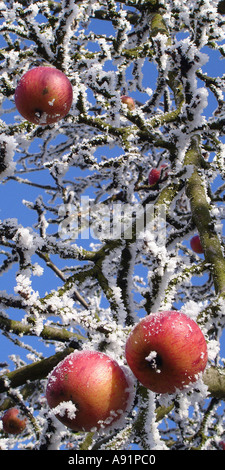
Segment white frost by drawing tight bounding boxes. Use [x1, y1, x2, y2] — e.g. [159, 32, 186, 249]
[0, 134, 17, 181]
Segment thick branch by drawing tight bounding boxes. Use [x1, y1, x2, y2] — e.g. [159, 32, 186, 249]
[0, 313, 82, 345]
[0, 347, 74, 393]
[203, 367, 225, 399]
[185, 136, 225, 294]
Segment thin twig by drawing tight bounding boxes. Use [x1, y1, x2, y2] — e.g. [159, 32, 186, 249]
[36, 251, 89, 309]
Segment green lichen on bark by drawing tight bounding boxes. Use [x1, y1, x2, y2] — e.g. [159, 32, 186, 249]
[185, 136, 225, 294]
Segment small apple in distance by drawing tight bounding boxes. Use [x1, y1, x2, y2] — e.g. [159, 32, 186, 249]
[2, 408, 27, 435]
[148, 164, 168, 186]
[148, 168, 161, 186]
[46, 350, 133, 432]
[121, 95, 135, 111]
[15, 66, 73, 125]
[125, 311, 208, 394]
[190, 235, 204, 254]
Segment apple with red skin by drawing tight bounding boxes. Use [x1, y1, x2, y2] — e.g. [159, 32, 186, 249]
[2, 408, 27, 435]
[121, 95, 135, 111]
[148, 168, 161, 186]
[148, 164, 168, 186]
[125, 311, 208, 394]
[190, 235, 204, 254]
[15, 66, 73, 125]
[46, 350, 133, 432]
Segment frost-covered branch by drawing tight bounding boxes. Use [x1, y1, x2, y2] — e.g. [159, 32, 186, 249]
[0, 0, 225, 451]
[185, 136, 225, 295]
[0, 348, 74, 394]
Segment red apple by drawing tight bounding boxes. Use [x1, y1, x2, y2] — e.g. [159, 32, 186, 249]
[125, 311, 208, 394]
[190, 235, 204, 254]
[15, 66, 73, 125]
[148, 168, 161, 186]
[2, 408, 27, 435]
[121, 95, 135, 111]
[148, 164, 168, 186]
[46, 350, 133, 432]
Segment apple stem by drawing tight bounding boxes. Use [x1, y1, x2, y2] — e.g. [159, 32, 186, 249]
[145, 352, 163, 372]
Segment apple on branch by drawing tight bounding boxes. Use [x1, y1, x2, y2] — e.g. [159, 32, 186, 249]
[15, 66, 73, 125]
[190, 235, 204, 254]
[2, 408, 27, 435]
[46, 350, 134, 432]
[125, 311, 208, 394]
[148, 164, 168, 186]
[121, 95, 135, 111]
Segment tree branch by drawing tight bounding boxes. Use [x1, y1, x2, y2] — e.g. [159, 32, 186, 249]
[0, 347, 74, 393]
[185, 136, 225, 294]
[0, 313, 82, 345]
[36, 251, 89, 309]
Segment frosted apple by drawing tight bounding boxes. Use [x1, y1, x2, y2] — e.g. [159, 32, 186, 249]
[190, 235, 204, 254]
[15, 66, 73, 125]
[46, 350, 133, 432]
[2, 408, 27, 435]
[125, 311, 208, 394]
[121, 95, 135, 111]
[148, 168, 161, 186]
[148, 164, 168, 186]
